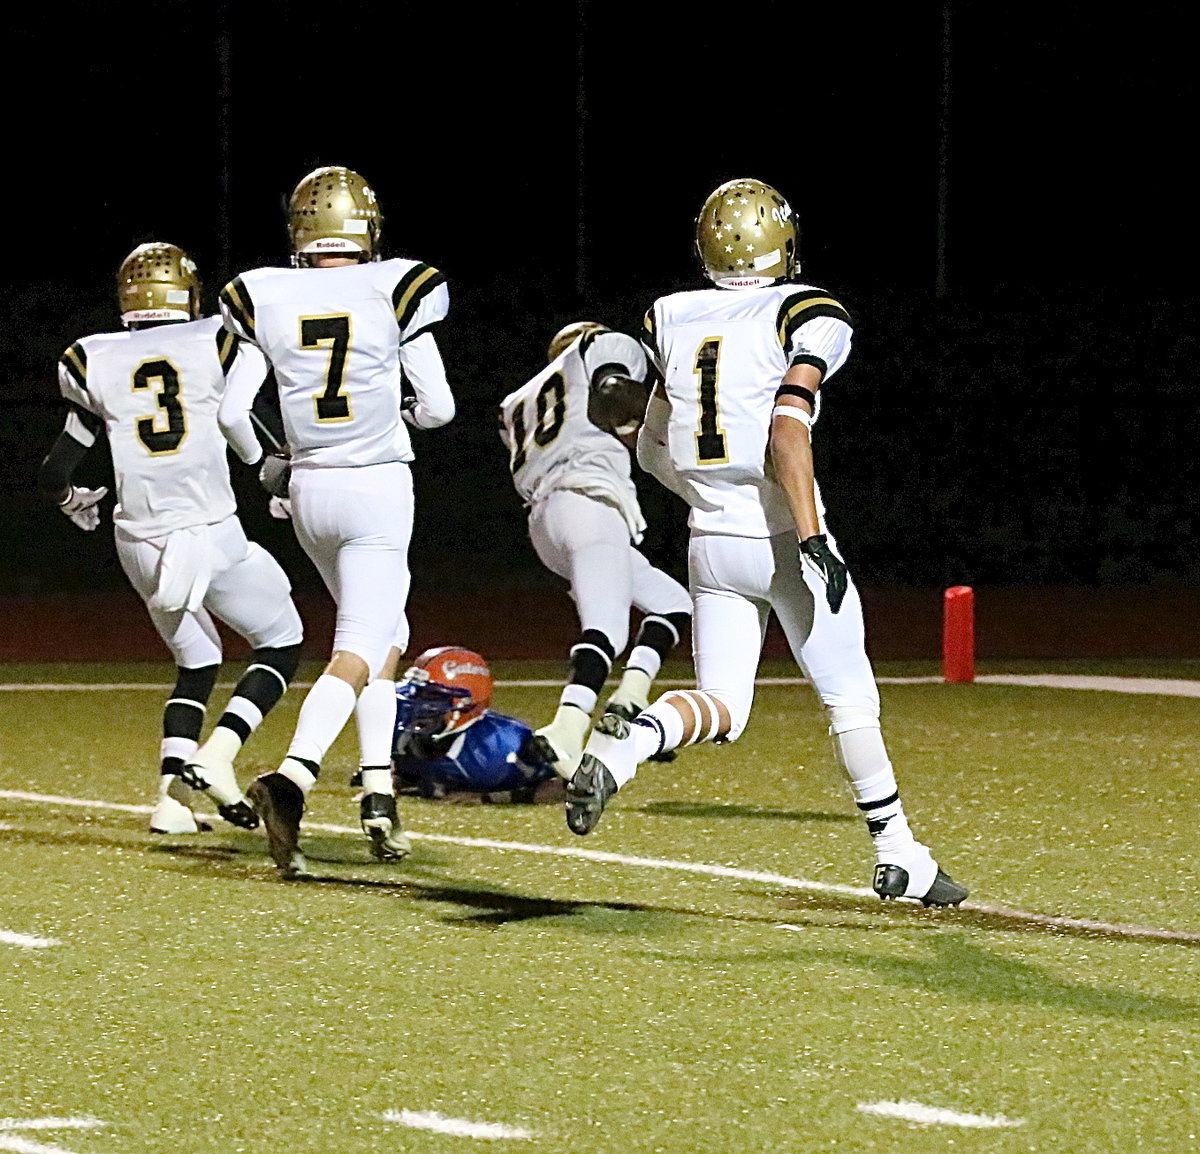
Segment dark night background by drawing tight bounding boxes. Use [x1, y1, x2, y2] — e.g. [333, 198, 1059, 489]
[4, 3, 1199, 624]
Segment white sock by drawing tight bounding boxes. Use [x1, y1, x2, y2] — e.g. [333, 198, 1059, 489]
[198, 726, 243, 764]
[834, 727, 910, 842]
[279, 757, 318, 795]
[632, 698, 686, 758]
[627, 646, 662, 680]
[355, 678, 397, 768]
[162, 736, 198, 764]
[361, 768, 394, 795]
[561, 683, 597, 714]
[287, 674, 358, 766]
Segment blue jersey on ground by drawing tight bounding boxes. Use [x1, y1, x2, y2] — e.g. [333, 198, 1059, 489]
[393, 710, 555, 795]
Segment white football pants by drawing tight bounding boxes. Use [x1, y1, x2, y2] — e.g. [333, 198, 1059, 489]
[529, 489, 691, 653]
[688, 530, 879, 741]
[116, 514, 303, 669]
[289, 462, 413, 678]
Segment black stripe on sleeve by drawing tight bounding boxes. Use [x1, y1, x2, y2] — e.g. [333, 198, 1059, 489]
[220, 277, 256, 340]
[60, 342, 88, 390]
[392, 264, 446, 332]
[776, 289, 852, 346]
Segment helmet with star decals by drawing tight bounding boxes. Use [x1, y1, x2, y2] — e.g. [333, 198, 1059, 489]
[695, 178, 798, 289]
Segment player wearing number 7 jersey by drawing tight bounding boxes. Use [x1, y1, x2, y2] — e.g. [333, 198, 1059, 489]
[208, 165, 455, 877]
[499, 323, 692, 778]
[567, 178, 968, 908]
[38, 243, 304, 835]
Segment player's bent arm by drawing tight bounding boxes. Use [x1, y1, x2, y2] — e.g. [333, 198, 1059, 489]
[398, 331, 455, 429]
[768, 363, 822, 540]
[38, 408, 101, 504]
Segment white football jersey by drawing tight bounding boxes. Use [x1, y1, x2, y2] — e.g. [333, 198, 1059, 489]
[499, 330, 648, 540]
[219, 258, 448, 468]
[57, 316, 258, 540]
[644, 282, 852, 537]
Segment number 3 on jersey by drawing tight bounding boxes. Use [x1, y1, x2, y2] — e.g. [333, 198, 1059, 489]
[694, 337, 729, 465]
[133, 359, 187, 455]
[506, 372, 566, 472]
[303, 314, 353, 422]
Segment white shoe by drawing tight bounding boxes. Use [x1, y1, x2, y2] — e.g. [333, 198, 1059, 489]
[579, 712, 641, 791]
[149, 775, 208, 834]
[532, 705, 591, 780]
[182, 745, 245, 809]
[873, 840, 939, 900]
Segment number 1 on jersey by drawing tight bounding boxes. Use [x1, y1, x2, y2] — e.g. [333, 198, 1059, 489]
[303, 314, 353, 422]
[694, 337, 729, 464]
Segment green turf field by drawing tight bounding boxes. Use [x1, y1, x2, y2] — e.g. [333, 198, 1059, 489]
[2, 660, 1199, 1152]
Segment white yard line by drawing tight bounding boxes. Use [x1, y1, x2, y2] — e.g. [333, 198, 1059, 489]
[0, 1118, 105, 1154]
[857, 1100, 1024, 1128]
[0, 931, 61, 950]
[2, 789, 1199, 943]
[382, 1110, 534, 1140]
[2, 673, 1199, 695]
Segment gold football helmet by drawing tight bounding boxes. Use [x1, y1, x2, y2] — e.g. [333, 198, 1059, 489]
[117, 243, 201, 324]
[695, 178, 798, 288]
[547, 320, 606, 362]
[287, 165, 382, 264]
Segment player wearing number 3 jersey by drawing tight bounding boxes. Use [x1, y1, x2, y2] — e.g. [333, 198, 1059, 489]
[207, 165, 455, 877]
[568, 179, 968, 908]
[38, 243, 303, 835]
[499, 323, 691, 779]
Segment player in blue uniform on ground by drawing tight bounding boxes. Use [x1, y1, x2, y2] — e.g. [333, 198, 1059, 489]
[391, 647, 563, 803]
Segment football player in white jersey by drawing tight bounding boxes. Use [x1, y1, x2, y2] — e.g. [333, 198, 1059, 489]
[205, 165, 454, 877]
[565, 179, 968, 908]
[499, 322, 692, 778]
[38, 243, 304, 834]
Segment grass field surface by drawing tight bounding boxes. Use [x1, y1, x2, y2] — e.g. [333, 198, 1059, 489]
[2, 659, 1199, 1152]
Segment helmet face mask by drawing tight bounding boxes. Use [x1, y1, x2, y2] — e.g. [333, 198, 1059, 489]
[117, 243, 201, 325]
[395, 647, 493, 739]
[695, 178, 798, 289]
[546, 320, 606, 363]
[287, 165, 382, 266]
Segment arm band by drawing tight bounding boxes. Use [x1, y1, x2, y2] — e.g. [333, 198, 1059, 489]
[772, 405, 812, 428]
[775, 384, 816, 407]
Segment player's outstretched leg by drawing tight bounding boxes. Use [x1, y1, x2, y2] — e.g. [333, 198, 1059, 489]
[151, 663, 220, 834]
[534, 629, 615, 779]
[604, 611, 691, 765]
[829, 707, 968, 908]
[567, 689, 730, 834]
[182, 643, 302, 830]
[354, 650, 411, 861]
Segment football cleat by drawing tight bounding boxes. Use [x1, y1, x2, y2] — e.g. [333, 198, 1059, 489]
[247, 773, 308, 878]
[360, 792, 412, 861]
[149, 775, 211, 835]
[565, 758, 619, 836]
[603, 702, 676, 763]
[180, 747, 259, 829]
[873, 864, 969, 908]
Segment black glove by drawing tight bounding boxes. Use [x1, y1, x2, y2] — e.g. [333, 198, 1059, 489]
[258, 453, 291, 498]
[799, 533, 848, 613]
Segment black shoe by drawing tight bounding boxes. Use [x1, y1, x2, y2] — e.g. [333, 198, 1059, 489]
[247, 774, 307, 878]
[873, 864, 969, 908]
[348, 768, 363, 789]
[565, 756, 619, 836]
[359, 792, 411, 860]
[216, 800, 260, 830]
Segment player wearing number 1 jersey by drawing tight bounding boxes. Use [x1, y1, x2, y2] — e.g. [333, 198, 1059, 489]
[38, 243, 304, 834]
[206, 165, 455, 877]
[567, 179, 967, 908]
[499, 323, 691, 778]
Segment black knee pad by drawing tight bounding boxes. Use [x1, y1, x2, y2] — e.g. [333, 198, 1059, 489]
[636, 612, 691, 657]
[569, 629, 615, 693]
[251, 643, 302, 684]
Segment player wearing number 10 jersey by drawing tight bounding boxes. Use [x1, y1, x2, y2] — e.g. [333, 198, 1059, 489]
[38, 243, 303, 836]
[568, 179, 968, 908]
[499, 323, 691, 779]
[209, 165, 455, 877]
